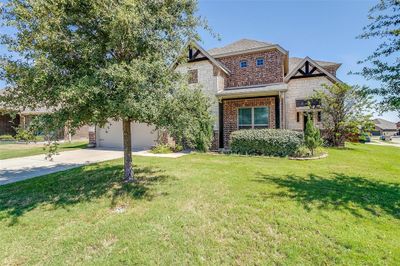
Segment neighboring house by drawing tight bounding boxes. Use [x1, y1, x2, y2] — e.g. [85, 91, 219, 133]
[371, 118, 398, 136]
[397, 122, 400, 135]
[94, 38, 342, 150]
[0, 107, 89, 141]
[0, 108, 47, 136]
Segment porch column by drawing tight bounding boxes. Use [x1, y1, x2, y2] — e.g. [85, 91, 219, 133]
[279, 91, 286, 129]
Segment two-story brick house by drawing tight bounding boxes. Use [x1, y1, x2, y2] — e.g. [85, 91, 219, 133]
[94, 39, 341, 150]
[176, 39, 342, 149]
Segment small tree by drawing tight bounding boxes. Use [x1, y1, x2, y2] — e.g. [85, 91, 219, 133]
[313, 83, 374, 147]
[304, 117, 322, 156]
[158, 82, 214, 152]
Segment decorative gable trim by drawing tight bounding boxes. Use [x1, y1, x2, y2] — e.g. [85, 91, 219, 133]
[173, 41, 231, 75]
[284, 57, 341, 83]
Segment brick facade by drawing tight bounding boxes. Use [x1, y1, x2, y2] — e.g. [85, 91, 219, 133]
[222, 97, 276, 148]
[217, 49, 285, 88]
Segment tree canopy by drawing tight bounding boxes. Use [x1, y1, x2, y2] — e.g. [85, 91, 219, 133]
[357, 0, 400, 115]
[0, 0, 213, 181]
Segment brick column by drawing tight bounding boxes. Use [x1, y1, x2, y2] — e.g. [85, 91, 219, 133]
[88, 125, 96, 148]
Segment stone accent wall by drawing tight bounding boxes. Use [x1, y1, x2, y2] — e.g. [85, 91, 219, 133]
[285, 77, 332, 130]
[222, 97, 276, 148]
[217, 49, 285, 88]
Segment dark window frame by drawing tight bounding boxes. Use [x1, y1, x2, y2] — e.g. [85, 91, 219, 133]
[239, 60, 248, 68]
[256, 57, 264, 67]
[238, 106, 269, 129]
[188, 69, 198, 84]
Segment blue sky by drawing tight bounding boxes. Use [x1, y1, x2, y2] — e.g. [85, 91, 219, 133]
[195, 0, 398, 122]
[0, 0, 398, 122]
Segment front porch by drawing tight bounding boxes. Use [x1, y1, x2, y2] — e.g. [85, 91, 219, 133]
[215, 83, 288, 149]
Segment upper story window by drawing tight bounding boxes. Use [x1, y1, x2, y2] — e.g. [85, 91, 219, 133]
[256, 58, 264, 66]
[239, 60, 248, 68]
[188, 69, 198, 84]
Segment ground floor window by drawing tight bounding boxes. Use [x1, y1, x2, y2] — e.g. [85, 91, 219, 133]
[238, 107, 269, 129]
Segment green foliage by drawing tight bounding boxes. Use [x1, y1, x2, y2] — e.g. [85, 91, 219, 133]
[313, 83, 374, 147]
[0, 135, 14, 141]
[293, 145, 312, 158]
[304, 118, 323, 156]
[158, 84, 214, 152]
[14, 127, 37, 143]
[356, 0, 400, 115]
[359, 132, 370, 143]
[0, 0, 210, 178]
[230, 129, 304, 157]
[151, 144, 173, 154]
[43, 141, 60, 160]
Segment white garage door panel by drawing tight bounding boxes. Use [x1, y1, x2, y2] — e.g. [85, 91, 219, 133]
[97, 120, 158, 150]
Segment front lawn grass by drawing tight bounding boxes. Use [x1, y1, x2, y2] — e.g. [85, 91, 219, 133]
[0, 141, 88, 160]
[0, 143, 399, 265]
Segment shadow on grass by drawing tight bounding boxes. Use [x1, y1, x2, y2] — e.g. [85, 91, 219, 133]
[255, 173, 400, 219]
[0, 163, 171, 226]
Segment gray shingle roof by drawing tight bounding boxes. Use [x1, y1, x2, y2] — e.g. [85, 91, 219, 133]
[289, 57, 340, 73]
[208, 39, 275, 56]
[373, 118, 397, 130]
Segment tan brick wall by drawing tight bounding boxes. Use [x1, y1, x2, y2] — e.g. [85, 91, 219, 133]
[285, 77, 332, 130]
[217, 49, 285, 88]
[223, 97, 276, 148]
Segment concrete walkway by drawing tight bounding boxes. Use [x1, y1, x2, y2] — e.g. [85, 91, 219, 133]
[0, 148, 188, 186]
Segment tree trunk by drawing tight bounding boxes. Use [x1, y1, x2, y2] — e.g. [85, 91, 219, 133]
[122, 119, 135, 182]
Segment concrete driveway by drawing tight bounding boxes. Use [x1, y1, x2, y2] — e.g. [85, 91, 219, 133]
[0, 148, 188, 186]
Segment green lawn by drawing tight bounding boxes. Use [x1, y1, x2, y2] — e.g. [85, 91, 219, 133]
[0, 141, 88, 160]
[0, 144, 399, 265]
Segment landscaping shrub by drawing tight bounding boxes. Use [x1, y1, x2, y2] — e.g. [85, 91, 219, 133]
[304, 119, 323, 156]
[151, 144, 173, 154]
[14, 127, 37, 143]
[0, 134, 15, 141]
[151, 143, 183, 154]
[230, 129, 304, 157]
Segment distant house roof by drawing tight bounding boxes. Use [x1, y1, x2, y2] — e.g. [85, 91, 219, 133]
[373, 118, 397, 130]
[288, 57, 341, 73]
[208, 38, 288, 57]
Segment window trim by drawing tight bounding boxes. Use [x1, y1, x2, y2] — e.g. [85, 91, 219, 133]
[239, 60, 248, 68]
[188, 69, 198, 84]
[238, 106, 269, 129]
[256, 57, 264, 66]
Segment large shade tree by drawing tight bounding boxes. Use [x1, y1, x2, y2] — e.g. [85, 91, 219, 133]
[0, 0, 212, 181]
[357, 0, 400, 115]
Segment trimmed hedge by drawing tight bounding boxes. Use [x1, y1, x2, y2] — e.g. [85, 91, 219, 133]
[0, 135, 15, 141]
[230, 129, 304, 157]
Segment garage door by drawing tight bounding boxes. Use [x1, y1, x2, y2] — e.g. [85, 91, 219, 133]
[97, 120, 158, 150]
